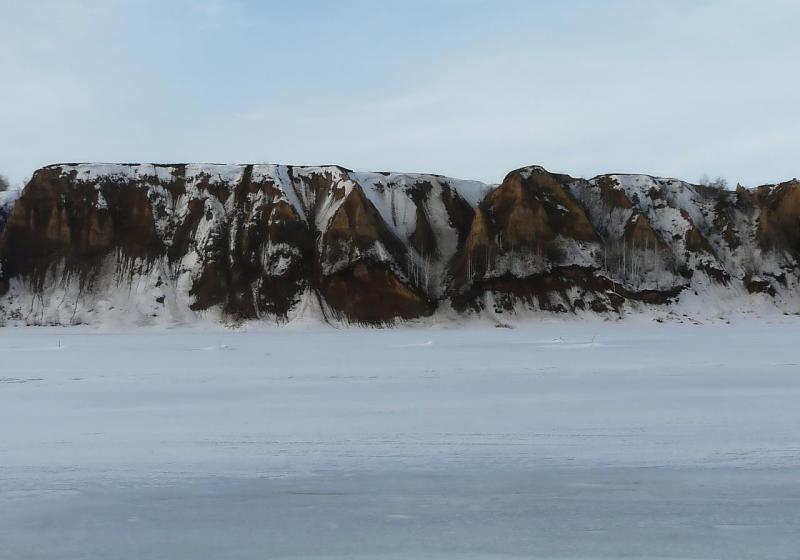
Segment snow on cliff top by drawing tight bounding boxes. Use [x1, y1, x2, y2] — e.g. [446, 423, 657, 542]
[47, 163, 493, 221]
[51, 163, 488, 191]
[53, 163, 178, 183]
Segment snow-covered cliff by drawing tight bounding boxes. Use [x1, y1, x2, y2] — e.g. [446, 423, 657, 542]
[0, 163, 798, 326]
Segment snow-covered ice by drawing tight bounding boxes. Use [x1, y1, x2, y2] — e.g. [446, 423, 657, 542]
[2, 322, 800, 559]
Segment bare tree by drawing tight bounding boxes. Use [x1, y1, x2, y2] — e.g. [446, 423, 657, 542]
[0, 174, 9, 192]
[698, 174, 728, 190]
[711, 176, 728, 189]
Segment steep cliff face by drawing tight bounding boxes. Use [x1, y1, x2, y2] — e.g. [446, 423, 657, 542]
[0, 189, 20, 295]
[0, 163, 798, 326]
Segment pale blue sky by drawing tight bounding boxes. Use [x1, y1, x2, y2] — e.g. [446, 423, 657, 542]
[1, 0, 798, 186]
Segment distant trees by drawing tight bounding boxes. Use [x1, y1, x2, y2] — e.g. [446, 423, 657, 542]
[698, 174, 728, 190]
[0, 174, 9, 192]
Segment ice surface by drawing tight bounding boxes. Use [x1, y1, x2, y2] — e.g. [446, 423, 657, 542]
[1, 323, 800, 559]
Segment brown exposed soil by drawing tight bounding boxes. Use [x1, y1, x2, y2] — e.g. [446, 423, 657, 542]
[319, 262, 434, 324]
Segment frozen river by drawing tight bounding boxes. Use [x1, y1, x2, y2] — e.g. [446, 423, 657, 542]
[2, 322, 799, 558]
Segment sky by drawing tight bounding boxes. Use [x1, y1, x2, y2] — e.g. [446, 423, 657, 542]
[1, 0, 799, 187]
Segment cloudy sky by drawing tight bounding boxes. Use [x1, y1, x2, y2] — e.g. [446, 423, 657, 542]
[1, 0, 798, 186]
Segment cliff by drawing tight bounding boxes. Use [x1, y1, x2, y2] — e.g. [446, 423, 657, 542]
[0, 163, 798, 326]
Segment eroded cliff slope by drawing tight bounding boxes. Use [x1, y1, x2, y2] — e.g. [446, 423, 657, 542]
[0, 163, 798, 325]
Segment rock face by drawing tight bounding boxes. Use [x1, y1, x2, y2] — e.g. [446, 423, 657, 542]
[0, 163, 798, 326]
